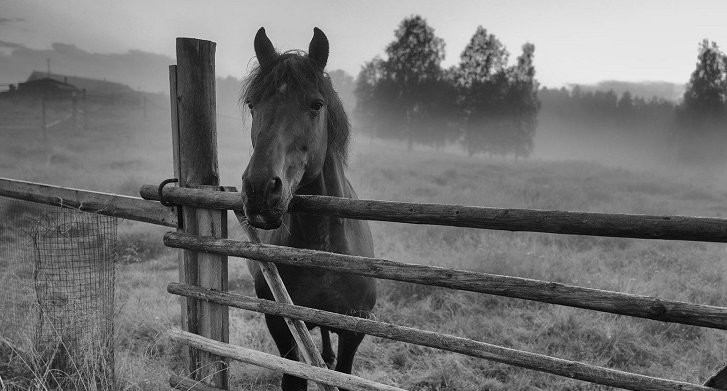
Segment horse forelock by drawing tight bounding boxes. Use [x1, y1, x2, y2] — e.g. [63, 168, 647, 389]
[242, 51, 350, 164]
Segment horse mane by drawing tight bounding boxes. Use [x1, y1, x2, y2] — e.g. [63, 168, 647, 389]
[241, 51, 351, 163]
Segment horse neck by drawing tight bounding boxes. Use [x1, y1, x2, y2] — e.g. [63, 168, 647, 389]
[288, 152, 347, 249]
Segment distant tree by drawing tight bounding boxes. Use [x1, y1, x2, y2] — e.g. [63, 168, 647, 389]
[455, 29, 539, 158]
[618, 91, 633, 113]
[457, 26, 509, 88]
[682, 40, 727, 119]
[382, 15, 446, 149]
[354, 58, 390, 140]
[416, 67, 460, 150]
[675, 39, 727, 163]
[507, 43, 539, 158]
[455, 27, 510, 156]
[355, 18, 540, 156]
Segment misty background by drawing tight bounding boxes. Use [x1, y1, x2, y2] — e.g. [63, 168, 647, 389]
[4, 3, 727, 390]
[2, 6, 725, 172]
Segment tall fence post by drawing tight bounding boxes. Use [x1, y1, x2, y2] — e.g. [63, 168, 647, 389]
[169, 37, 228, 389]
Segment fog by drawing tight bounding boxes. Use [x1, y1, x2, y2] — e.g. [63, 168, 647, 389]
[3, 5, 727, 390]
[2, 3, 727, 180]
[0, 41, 172, 93]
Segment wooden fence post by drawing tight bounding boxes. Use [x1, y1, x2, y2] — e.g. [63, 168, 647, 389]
[169, 37, 228, 389]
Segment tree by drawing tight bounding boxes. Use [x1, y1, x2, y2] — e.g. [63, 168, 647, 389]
[382, 15, 446, 149]
[353, 58, 386, 139]
[457, 26, 509, 88]
[507, 43, 539, 158]
[455, 27, 510, 156]
[354, 18, 540, 157]
[618, 91, 634, 115]
[455, 29, 539, 158]
[676, 39, 727, 163]
[682, 39, 727, 119]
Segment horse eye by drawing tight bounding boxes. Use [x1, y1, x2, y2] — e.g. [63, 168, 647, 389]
[310, 100, 324, 111]
[245, 100, 253, 110]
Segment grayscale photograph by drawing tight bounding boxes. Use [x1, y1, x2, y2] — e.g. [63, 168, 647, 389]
[0, 1, 726, 390]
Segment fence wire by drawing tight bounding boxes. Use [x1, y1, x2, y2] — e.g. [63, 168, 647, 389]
[0, 197, 117, 390]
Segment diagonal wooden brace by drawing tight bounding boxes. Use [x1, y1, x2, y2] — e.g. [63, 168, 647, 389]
[233, 208, 338, 391]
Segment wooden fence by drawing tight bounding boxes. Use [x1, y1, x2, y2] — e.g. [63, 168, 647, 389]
[1, 36, 727, 391]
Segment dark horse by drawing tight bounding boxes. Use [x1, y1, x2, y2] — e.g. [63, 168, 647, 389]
[240, 27, 376, 390]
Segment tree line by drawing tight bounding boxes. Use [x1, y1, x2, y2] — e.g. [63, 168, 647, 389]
[539, 86, 676, 134]
[353, 16, 539, 158]
[540, 39, 727, 165]
[351, 16, 727, 165]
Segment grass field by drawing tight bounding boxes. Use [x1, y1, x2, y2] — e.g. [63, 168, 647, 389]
[1, 102, 727, 390]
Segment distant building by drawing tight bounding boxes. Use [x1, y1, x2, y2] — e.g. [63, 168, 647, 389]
[7, 77, 81, 99]
[1, 71, 141, 104]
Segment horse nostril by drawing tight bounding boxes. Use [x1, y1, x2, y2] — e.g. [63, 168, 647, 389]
[266, 177, 283, 206]
[242, 178, 254, 200]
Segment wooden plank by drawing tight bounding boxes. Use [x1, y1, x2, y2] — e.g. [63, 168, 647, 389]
[0, 177, 176, 227]
[195, 187, 228, 389]
[164, 232, 727, 330]
[174, 37, 219, 188]
[172, 37, 226, 389]
[169, 62, 193, 375]
[140, 185, 727, 243]
[169, 329, 406, 391]
[169, 374, 226, 391]
[233, 211, 338, 391]
[169, 64, 181, 186]
[168, 283, 716, 391]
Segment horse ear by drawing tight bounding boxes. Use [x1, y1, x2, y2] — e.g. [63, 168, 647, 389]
[254, 27, 277, 67]
[308, 27, 329, 71]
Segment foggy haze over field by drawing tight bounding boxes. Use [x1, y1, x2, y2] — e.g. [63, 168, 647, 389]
[4, 4, 727, 389]
[1, 1, 727, 172]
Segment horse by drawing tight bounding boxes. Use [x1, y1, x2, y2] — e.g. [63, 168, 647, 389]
[240, 27, 376, 391]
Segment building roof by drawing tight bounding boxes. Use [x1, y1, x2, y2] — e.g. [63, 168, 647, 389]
[27, 71, 136, 97]
[21, 77, 80, 92]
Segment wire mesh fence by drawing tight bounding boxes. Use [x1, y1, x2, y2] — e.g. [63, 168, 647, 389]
[0, 197, 117, 390]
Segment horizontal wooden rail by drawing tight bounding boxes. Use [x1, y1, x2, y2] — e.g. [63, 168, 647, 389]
[169, 374, 225, 391]
[169, 329, 406, 391]
[168, 283, 716, 391]
[164, 232, 727, 330]
[0, 178, 177, 227]
[141, 184, 727, 242]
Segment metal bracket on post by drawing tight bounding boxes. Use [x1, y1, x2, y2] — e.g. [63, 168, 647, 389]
[158, 178, 183, 229]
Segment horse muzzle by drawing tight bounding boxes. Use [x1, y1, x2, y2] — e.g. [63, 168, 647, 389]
[241, 175, 286, 230]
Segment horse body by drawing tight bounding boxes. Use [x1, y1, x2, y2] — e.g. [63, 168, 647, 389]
[250, 156, 375, 315]
[241, 27, 376, 390]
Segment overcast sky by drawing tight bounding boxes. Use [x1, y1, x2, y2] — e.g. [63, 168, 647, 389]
[2, 0, 726, 87]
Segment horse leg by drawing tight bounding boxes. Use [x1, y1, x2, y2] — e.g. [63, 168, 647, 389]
[334, 330, 365, 378]
[320, 327, 336, 368]
[265, 314, 307, 391]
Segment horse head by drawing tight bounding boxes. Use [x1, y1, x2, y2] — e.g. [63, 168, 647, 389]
[241, 27, 347, 229]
